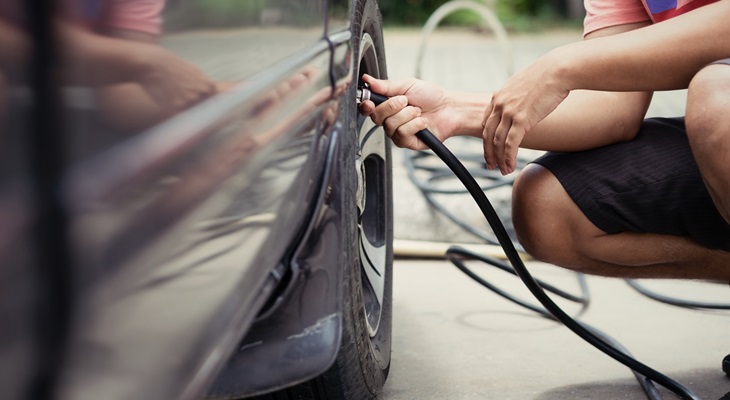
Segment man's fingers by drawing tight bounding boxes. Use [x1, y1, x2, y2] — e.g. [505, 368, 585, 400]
[370, 95, 407, 126]
[362, 74, 416, 98]
[382, 106, 421, 138]
[482, 110, 500, 170]
[504, 146, 518, 175]
[503, 125, 524, 174]
[390, 117, 429, 150]
[492, 117, 513, 175]
[358, 100, 375, 116]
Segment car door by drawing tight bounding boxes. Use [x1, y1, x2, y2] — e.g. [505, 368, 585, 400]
[37, 0, 339, 399]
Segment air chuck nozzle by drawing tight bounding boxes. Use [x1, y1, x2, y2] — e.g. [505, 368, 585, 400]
[356, 87, 372, 104]
[356, 86, 387, 106]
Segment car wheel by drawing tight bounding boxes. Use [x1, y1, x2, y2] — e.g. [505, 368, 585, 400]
[314, 0, 393, 396]
[328, 0, 394, 396]
[248, 1, 392, 399]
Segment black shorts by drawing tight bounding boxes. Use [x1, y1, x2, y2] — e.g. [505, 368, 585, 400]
[532, 117, 730, 251]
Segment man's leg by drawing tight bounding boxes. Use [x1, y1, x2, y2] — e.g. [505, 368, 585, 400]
[511, 164, 730, 282]
[686, 60, 730, 224]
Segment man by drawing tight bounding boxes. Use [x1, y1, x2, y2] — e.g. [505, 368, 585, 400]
[359, 0, 730, 282]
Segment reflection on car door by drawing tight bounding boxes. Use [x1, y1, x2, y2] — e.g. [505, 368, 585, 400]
[0, 1, 42, 399]
[49, 0, 337, 399]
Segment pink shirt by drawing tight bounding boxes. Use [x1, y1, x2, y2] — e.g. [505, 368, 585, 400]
[583, 0, 719, 36]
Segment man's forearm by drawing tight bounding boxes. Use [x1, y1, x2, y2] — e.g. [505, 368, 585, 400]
[522, 89, 651, 151]
[448, 89, 650, 151]
[552, 0, 730, 92]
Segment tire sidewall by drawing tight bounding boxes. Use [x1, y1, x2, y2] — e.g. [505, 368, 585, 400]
[334, 0, 393, 396]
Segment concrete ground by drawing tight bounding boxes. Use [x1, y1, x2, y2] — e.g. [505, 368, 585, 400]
[380, 28, 730, 399]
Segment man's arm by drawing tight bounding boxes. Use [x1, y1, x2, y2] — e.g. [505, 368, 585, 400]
[518, 22, 653, 153]
[554, 0, 730, 92]
[362, 23, 653, 158]
[484, 0, 730, 174]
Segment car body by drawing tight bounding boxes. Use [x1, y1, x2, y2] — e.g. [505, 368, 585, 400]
[0, 0, 392, 399]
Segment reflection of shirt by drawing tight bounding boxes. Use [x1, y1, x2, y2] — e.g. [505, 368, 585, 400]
[584, 0, 720, 36]
[81, 0, 165, 35]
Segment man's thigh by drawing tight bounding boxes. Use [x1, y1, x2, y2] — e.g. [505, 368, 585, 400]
[530, 117, 730, 251]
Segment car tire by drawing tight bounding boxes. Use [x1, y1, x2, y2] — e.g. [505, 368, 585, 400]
[323, 0, 394, 395]
[248, 1, 392, 399]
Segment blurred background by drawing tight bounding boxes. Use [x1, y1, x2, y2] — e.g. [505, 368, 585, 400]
[161, 0, 585, 33]
[377, 0, 584, 30]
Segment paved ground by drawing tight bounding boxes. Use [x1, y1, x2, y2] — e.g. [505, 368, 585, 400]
[383, 260, 729, 400]
[381, 28, 730, 399]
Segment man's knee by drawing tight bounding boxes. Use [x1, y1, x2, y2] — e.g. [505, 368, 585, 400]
[686, 62, 730, 222]
[686, 62, 730, 136]
[512, 164, 586, 265]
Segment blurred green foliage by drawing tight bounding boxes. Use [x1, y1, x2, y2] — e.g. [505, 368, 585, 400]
[163, 0, 580, 32]
[378, 0, 578, 31]
[165, 0, 263, 29]
[164, 0, 324, 31]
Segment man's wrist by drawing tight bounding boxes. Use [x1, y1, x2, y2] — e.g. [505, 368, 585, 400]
[451, 91, 491, 138]
[545, 44, 582, 91]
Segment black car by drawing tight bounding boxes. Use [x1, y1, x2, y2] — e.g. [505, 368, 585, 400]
[0, 0, 392, 399]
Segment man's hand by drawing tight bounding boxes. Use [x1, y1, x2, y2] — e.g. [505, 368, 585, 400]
[358, 74, 460, 150]
[482, 53, 570, 175]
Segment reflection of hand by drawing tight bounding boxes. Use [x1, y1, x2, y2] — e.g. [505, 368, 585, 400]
[215, 81, 240, 92]
[252, 67, 320, 119]
[481, 56, 569, 175]
[137, 45, 217, 113]
[248, 66, 329, 146]
[358, 74, 458, 150]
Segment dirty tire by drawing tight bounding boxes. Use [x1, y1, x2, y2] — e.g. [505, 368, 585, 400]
[248, 0, 392, 399]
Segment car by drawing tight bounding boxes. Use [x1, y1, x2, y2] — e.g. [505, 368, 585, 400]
[0, 0, 392, 399]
